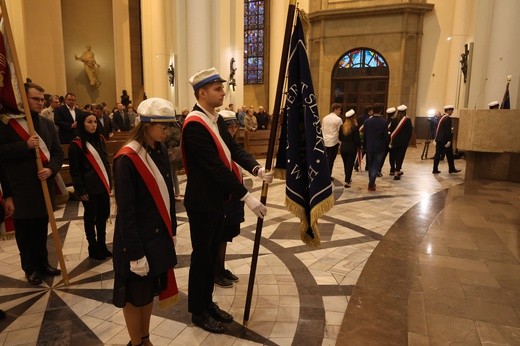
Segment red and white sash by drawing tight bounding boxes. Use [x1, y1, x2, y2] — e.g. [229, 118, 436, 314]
[72, 139, 110, 194]
[390, 116, 409, 142]
[7, 116, 68, 197]
[115, 141, 172, 235]
[181, 111, 241, 182]
[114, 141, 178, 303]
[435, 114, 449, 138]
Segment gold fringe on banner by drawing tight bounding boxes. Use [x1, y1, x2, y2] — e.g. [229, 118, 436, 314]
[286, 193, 334, 248]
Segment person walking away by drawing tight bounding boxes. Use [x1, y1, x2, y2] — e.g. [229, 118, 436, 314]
[388, 104, 413, 180]
[363, 104, 389, 191]
[339, 109, 360, 188]
[322, 103, 343, 179]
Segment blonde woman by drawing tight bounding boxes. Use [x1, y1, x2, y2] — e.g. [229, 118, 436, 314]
[339, 109, 361, 188]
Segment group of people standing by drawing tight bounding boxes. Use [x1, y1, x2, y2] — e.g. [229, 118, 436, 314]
[322, 102, 460, 191]
[0, 67, 274, 343]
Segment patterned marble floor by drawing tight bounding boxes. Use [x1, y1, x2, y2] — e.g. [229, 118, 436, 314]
[0, 146, 517, 345]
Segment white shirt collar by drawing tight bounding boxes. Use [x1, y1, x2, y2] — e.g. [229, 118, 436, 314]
[197, 103, 218, 123]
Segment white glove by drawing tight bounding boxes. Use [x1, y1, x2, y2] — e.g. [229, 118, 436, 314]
[172, 236, 177, 246]
[444, 141, 451, 148]
[241, 192, 267, 218]
[389, 143, 393, 149]
[130, 256, 149, 276]
[257, 167, 274, 184]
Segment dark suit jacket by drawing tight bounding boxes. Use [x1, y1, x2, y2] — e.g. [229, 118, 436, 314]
[54, 104, 83, 143]
[68, 137, 112, 196]
[364, 115, 390, 153]
[113, 110, 130, 131]
[0, 113, 64, 218]
[112, 144, 177, 278]
[435, 115, 453, 144]
[339, 125, 361, 153]
[389, 116, 413, 148]
[182, 105, 259, 213]
[97, 115, 114, 139]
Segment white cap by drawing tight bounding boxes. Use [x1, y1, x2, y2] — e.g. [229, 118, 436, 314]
[386, 107, 396, 114]
[443, 104, 454, 110]
[488, 100, 499, 107]
[137, 98, 177, 122]
[219, 110, 238, 123]
[397, 104, 407, 111]
[345, 109, 355, 118]
[189, 67, 226, 91]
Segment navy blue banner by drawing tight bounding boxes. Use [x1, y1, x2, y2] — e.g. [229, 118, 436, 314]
[276, 12, 333, 247]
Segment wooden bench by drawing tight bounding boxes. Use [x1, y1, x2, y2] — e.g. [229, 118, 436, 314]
[244, 129, 273, 159]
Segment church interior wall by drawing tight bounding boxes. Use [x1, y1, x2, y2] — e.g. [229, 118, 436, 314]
[61, 0, 117, 105]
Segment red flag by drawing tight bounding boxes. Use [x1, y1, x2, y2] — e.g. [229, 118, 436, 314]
[0, 19, 22, 114]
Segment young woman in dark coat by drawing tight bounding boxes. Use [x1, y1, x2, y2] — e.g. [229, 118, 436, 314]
[112, 98, 178, 346]
[68, 113, 112, 260]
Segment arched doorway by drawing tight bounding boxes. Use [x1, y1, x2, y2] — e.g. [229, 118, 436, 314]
[331, 48, 389, 115]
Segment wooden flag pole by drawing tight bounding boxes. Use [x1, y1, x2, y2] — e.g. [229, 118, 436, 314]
[243, 0, 297, 325]
[0, 0, 69, 285]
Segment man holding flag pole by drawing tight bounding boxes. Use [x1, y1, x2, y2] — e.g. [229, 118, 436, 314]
[0, 4, 69, 285]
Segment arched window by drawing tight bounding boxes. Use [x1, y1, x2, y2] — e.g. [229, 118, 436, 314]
[244, 0, 265, 84]
[331, 48, 389, 114]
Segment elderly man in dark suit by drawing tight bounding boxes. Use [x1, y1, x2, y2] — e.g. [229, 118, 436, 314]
[0, 82, 64, 285]
[54, 92, 83, 144]
[363, 103, 389, 191]
[181, 67, 273, 333]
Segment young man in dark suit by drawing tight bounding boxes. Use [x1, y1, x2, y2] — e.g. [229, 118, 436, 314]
[0, 82, 64, 285]
[363, 103, 389, 191]
[432, 105, 461, 174]
[182, 67, 273, 333]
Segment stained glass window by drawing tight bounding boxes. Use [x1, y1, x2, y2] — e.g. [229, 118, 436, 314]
[338, 48, 387, 69]
[244, 0, 265, 84]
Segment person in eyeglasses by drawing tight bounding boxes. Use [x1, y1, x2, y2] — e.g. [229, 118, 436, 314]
[0, 82, 64, 285]
[111, 97, 179, 346]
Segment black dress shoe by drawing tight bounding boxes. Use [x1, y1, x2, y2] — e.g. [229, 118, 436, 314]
[192, 311, 224, 333]
[432, 170, 441, 174]
[42, 264, 61, 276]
[26, 271, 43, 285]
[449, 169, 461, 173]
[0, 309, 6, 319]
[208, 302, 233, 323]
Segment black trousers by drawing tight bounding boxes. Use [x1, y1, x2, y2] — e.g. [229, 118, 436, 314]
[389, 147, 396, 173]
[433, 142, 456, 171]
[340, 150, 356, 183]
[325, 144, 339, 176]
[391, 146, 408, 172]
[14, 216, 50, 274]
[82, 192, 110, 245]
[187, 210, 224, 314]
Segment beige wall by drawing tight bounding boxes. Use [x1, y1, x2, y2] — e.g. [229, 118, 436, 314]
[5, 0, 66, 95]
[308, 3, 432, 119]
[61, 0, 116, 105]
